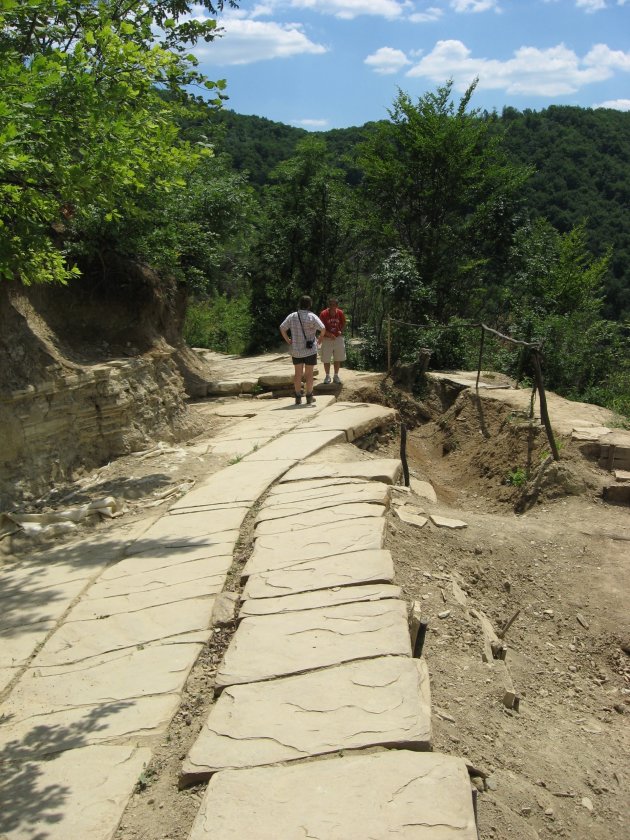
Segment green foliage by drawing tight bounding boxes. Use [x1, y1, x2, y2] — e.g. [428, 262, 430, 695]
[0, 0, 230, 285]
[184, 294, 252, 354]
[358, 81, 532, 322]
[506, 467, 528, 487]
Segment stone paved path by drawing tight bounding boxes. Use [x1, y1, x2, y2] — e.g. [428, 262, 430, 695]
[0, 395, 477, 839]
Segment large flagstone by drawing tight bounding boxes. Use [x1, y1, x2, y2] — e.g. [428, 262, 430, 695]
[256, 482, 390, 521]
[254, 502, 385, 537]
[169, 459, 297, 511]
[215, 599, 411, 689]
[188, 750, 477, 840]
[242, 429, 345, 462]
[266, 476, 370, 496]
[0, 744, 151, 840]
[183, 656, 430, 780]
[299, 401, 397, 442]
[242, 518, 386, 578]
[239, 582, 401, 617]
[138, 507, 248, 542]
[100, 543, 234, 580]
[124, 527, 239, 557]
[33, 598, 215, 667]
[242, 549, 395, 599]
[281, 458, 402, 485]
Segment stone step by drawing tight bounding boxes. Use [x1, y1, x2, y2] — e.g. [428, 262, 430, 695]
[215, 599, 411, 691]
[187, 750, 477, 840]
[182, 656, 431, 782]
[239, 582, 401, 618]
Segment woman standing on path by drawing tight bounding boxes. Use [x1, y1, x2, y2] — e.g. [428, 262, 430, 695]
[280, 295, 325, 405]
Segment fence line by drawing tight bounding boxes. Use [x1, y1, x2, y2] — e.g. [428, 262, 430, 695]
[386, 315, 559, 460]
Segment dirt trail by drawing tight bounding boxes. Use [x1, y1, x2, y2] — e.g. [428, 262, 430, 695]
[3, 367, 628, 840]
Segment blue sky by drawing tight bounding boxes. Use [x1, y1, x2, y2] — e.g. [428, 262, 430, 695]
[190, 0, 630, 128]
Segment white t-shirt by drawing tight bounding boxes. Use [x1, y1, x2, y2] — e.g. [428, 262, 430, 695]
[280, 310, 325, 358]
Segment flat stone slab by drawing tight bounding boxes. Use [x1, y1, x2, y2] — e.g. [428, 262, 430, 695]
[281, 458, 402, 485]
[254, 502, 385, 537]
[215, 599, 411, 689]
[396, 507, 428, 528]
[257, 481, 390, 520]
[430, 514, 468, 530]
[242, 429, 346, 462]
[242, 518, 387, 578]
[410, 478, 438, 503]
[0, 744, 151, 840]
[33, 599, 215, 667]
[243, 549, 395, 599]
[188, 750, 477, 840]
[572, 426, 611, 441]
[170, 459, 297, 511]
[103, 543, 235, 580]
[138, 507, 248, 542]
[240, 583, 402, 617]
[302, 401, 397, 442]
[183, 657, 431, 779]
[615, 469, 630, 482]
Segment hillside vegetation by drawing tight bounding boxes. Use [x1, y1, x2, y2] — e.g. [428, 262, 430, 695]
[1, 5, 628, 421]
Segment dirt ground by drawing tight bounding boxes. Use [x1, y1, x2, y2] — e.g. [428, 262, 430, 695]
[3, 370, 629, 840]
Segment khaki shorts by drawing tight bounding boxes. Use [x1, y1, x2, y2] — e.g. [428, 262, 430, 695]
[320, 336, 346, 364]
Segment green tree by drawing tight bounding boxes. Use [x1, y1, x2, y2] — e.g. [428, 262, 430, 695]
[249, 136, 359, 347]
[358, 81, 532, 322]
[0, 0, 230, 285]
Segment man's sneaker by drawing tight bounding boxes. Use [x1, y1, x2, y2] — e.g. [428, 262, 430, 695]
[333, 374, 342, 384]
[323, 375, 332, 384]
[306, 393, 316, 405]
[294, 393, 302, 405]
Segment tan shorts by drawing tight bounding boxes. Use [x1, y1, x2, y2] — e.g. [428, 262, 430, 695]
[320, 336, 346, 364]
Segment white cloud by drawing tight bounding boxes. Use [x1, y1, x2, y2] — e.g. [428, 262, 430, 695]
[594, 98, 630, 109]
[290, 0, 408, 20]
[365, 46, 412, 73]
[576, 0, 606, 11]
[292, 118, 330, 127]
[409, 6, 444, 22]
[406, 39, 630, 96]
[193, 17, 328, 65]
[450, 0, 500, 12]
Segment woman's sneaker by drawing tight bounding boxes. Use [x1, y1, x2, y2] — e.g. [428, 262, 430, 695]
[294, 393, 302, 405]
[306, 393, 316, 405]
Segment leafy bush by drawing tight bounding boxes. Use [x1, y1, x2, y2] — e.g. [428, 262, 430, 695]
[184, 295, 252, 355]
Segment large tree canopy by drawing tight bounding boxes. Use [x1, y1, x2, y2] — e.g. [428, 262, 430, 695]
[0, 0, 232, 285]
[358, 81, 532, 322]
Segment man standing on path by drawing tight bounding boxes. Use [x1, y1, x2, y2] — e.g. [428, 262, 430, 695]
[319, 297, 346, 385]
[280, 295, 326, 405]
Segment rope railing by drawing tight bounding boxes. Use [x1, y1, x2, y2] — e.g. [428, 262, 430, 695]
[386, 315, 559, 460]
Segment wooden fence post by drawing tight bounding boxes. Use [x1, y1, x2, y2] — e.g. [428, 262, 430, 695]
[475, 326, 485, 391]
[387, 315, 392, 374]
[400, 422, 410, 486]
[531, 350, 559, 460]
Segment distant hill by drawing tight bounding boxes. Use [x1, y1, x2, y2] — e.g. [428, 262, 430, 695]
[193, 105, 630, 319]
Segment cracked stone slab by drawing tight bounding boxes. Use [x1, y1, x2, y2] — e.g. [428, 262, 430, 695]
[257, 483, 390, 522]
[170, 459, 297, 511]
[300, 401, 398, 442]
[183, 656, 431, 780]
[243, 549, 395, 599]
[410, 478, 438, 503]
[188, 749, 477, 840]
[239, 583, 402, 617]
[395, 507, 429, 528]
[101, 544, 235, 581]
[215, 599, 411, 689]
[33, 599, 215, 668]
[69, 577, 226, 621]
[430, 514, 468, 530]
[242, 429, 346, 462]
[254, 502, 386, 537]
[281, 458, 402, 485]
[0, 744, 151, 840]
[0, 619, 55, 681]
[242, 518, 387, 578]
[137, 507, 248, 543]
[0, 694, 181, 756]
[267, 476, 371, 497]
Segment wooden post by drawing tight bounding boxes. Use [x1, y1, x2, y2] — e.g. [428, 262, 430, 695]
[400, 422, 410, 487]
[475, 326, 485, 391]
[387, 315, 392, 374]
[531, 349, 559, 461]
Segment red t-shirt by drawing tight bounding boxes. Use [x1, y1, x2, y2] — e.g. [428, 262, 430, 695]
[320, 307, 346, 338]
